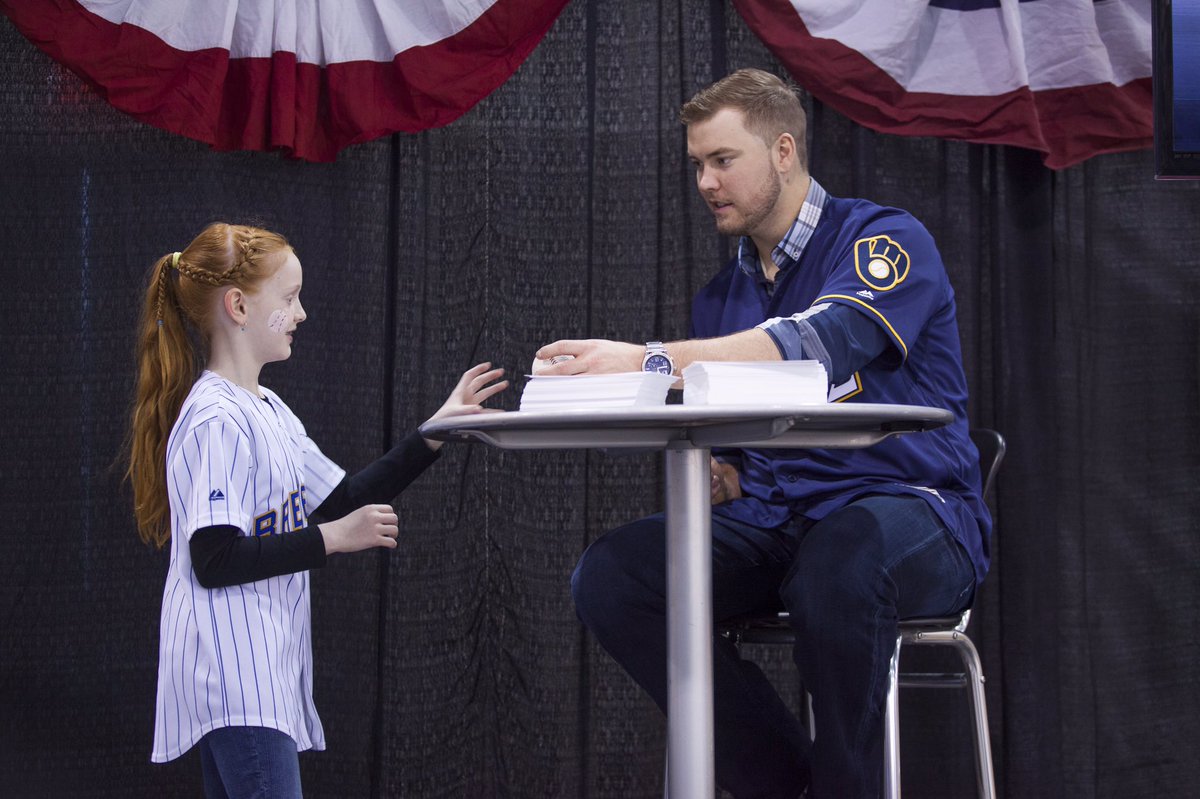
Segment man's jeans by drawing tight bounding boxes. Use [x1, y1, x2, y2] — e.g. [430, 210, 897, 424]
[571, 494, 976, 799]
[198, 725, 302, 799]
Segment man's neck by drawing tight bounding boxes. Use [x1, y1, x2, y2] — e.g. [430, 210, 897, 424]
[758, 252, 779, 283]
[750, 174, 811, 280]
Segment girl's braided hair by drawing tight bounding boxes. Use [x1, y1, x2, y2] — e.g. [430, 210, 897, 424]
[128, 223, 292, 547]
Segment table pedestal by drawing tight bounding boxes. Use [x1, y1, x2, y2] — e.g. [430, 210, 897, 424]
[664, 444, 715, 799]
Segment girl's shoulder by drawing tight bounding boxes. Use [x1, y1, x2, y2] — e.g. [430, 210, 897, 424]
[174, 373, 258, 435]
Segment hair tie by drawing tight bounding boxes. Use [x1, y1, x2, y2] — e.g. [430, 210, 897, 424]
[171, 252, 182, 269]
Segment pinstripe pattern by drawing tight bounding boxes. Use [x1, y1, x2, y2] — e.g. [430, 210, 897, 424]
[151, 371, 345, 762]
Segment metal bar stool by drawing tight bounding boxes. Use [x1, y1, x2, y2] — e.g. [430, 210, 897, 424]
[720, 428, 1005, 798]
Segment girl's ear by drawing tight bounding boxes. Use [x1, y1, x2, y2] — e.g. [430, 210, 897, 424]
[222, 287, 248, 327]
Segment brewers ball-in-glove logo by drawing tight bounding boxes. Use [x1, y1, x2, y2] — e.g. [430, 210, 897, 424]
[854, 235, 910, 291]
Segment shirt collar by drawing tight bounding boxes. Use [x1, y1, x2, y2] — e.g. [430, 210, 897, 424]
[736, 177, 829, 281]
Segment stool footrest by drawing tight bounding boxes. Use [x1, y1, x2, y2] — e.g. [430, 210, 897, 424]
[898, 672, 970, 688]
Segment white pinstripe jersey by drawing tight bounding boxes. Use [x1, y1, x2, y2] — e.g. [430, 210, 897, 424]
[151, 371, 346, 762]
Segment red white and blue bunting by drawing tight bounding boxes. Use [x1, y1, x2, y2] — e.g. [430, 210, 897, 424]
[2, 0, 570, 161]
[733, 0, 1153, 168]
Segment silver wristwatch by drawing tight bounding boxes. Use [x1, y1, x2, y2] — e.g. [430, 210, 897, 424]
[641, 341, 675, 375]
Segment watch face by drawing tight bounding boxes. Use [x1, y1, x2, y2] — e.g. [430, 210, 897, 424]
[644, 354, 672, 374]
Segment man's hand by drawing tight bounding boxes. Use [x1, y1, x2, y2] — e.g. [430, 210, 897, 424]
[710, 457, 742, 504]
[534, 339, 643, 375]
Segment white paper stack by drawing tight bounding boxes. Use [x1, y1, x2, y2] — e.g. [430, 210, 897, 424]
[682, 361, 829, 406]
[519, 372, 677, 411]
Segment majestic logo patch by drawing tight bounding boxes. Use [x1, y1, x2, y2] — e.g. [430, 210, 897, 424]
[854, 235, 910, 291]
[856, 289, 875, 300]
[209, 489, 226, 501]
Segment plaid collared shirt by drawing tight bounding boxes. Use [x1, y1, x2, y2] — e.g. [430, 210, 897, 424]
[735, 178, 829, 291]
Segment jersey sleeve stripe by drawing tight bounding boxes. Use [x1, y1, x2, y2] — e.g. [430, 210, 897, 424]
[813, 293, 909, 360]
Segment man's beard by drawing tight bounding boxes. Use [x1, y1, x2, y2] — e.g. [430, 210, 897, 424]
[715, 165, 782, 238]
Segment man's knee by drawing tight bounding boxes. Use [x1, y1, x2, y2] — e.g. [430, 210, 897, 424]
[571, 520, 665, 628]
[570, 539, 611, 622]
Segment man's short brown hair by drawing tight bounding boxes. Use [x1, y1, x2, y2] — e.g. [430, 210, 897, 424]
[680, 68, 808, 170]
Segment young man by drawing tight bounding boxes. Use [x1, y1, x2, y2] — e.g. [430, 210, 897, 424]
[536, 69, 990, 798]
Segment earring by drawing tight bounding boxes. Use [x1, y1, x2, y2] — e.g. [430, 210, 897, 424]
[240, 325, 245, 332]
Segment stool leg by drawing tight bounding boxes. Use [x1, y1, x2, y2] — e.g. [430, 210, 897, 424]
[805, 690, 816, 742]
[948, 634, 996, 799]
[883, 634, 903, 799]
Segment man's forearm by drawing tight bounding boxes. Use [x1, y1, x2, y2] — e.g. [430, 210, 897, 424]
[535, 329, 783, 377]
[665, 328, 780, 373]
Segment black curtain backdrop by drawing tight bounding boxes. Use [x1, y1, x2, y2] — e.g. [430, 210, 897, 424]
[2, 2, 1198, 797]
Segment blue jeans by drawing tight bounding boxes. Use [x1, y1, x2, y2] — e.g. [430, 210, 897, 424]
[571, 494, 976, 799]
[198, 726, 302, 799]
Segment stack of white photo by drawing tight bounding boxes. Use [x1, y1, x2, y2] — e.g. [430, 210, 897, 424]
[519, 372, 677, 411]
[681, 360, 829, 406]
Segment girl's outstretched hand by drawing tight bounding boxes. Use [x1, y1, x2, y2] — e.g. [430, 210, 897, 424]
[423, 362, 509, 450]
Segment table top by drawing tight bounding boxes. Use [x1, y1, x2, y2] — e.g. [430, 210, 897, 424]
[419, 403, 953, 450]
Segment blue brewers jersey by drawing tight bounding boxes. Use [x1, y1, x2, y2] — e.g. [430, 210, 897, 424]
[691, 190, 992, 583]
[151, 371, 346, 762]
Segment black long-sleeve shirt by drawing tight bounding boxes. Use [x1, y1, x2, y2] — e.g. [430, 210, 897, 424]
[189, 430, 440, 588]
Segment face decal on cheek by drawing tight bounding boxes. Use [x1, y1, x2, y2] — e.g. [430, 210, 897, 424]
[268, 309, 290, 334]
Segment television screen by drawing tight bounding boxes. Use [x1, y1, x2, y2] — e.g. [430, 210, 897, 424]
[1155, 0, 1200, 178]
